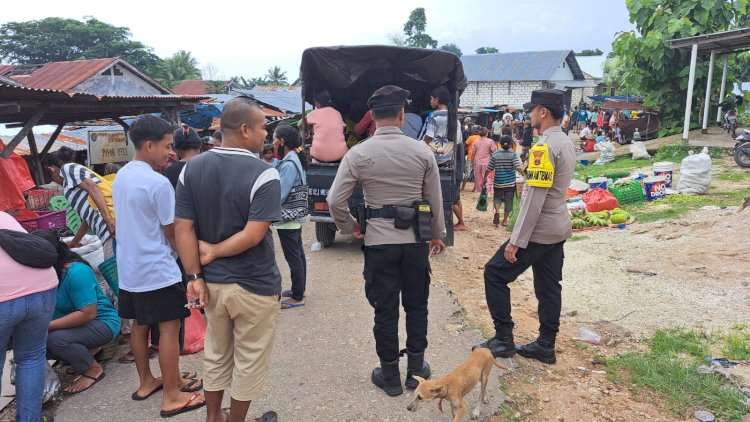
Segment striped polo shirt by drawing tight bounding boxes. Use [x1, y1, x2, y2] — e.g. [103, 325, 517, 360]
[61, 163, 111, 243]
[487, 149, 521, 189]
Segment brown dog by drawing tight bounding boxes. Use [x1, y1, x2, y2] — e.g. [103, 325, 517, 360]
[406, 348, 508, 421]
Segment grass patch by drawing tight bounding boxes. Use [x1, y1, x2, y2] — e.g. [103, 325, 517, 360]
[653, 141, 728, 162]
[722, 325, 750, 361]
[606, 329, 750, 420]
[717, 171, 749, 182]
[569, 235, 589, 242]
[497, 403, 520, 421]
[622, 188, 750, 222]
[506, 196, 522, 232]
[576, 156, 652, 179]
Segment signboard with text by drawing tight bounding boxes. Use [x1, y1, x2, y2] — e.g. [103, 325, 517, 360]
[87, 130, 134, 165]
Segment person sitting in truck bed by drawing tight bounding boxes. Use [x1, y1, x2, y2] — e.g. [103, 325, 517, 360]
[302, 90, 348, 163]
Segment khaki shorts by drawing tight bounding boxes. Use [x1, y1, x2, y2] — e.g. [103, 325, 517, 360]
[203, 283, 280, 401]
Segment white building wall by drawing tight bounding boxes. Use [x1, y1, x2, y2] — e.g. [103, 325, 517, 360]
[460, 81, 544, 108]
[75, 65, 163, 96]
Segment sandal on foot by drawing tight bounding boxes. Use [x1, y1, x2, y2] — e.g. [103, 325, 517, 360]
[179, 378, 203, 393]
[281, 289, 293, 298]
[159, 392, 205, 418]
[62, 372, 106, 396]
[181, 371, 197, 380]
[118, 351, 135, 364]
[132, 383, 163, 401]
[280, 300, 304, 309]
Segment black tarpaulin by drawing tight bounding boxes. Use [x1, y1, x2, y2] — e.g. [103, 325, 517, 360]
[300, 46, 467, 117]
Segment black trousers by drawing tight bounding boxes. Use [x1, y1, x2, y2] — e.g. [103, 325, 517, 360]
[484, 240, 565, 339]
[277, 228, 307, 301]
[363, 243, 430, 362]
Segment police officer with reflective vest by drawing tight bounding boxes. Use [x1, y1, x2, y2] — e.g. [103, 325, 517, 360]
[474, 89, 576, 364]
[327, 85, 447, 396]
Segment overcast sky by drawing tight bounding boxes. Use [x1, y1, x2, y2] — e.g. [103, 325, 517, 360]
[2, 0, 636, 81]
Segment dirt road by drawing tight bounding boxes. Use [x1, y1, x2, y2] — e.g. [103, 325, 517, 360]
[53, 229, 513, 422]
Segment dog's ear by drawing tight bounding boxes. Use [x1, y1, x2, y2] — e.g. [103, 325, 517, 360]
[430, 384, 444, 395]
[412, 375, 426, 384]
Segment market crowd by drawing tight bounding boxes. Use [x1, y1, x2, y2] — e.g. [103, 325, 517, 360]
[2, 86, 580, 421]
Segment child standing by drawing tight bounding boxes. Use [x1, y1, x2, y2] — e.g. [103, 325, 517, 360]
[472, 127, 497, 193]
[487, 135, 523, 226]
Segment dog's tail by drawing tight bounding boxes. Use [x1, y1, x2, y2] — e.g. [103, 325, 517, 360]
[492, 360, 509, 371]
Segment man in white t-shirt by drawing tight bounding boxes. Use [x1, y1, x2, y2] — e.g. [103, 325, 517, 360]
[113, 115, 205, 418]
[502, 108, 513, 121]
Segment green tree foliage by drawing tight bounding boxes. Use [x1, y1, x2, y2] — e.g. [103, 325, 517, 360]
[229, 76, 273, 89]
[439, 43, 463, 57]
[576, 48, 604, 56]
[603, 56, 627, 93]
[611, 0, 747, 135]
[475, 47, 499, 54]
[161, 50, 201, 88]
[403, 8, 438, 49]
[0, 17, 162, 77]
[265, 66, 288, 85]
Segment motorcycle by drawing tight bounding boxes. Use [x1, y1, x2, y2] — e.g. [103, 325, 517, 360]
[719, 95, 743, 138]
[735, 129, 750, 168]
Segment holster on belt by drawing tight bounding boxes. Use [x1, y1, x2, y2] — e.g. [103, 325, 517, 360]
[413, 200, 433, 242]
[356, 203, 367, 234]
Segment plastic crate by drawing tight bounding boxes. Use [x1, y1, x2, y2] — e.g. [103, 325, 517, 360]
[25, 189, 57, 210]
[16, 210, 67, 232]
[608, 182, 644, 205]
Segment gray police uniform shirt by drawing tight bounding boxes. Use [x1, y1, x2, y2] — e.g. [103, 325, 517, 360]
[327, 126, 446, 247]
[175, 147, 283, 296]
[510, 126, 576, 248]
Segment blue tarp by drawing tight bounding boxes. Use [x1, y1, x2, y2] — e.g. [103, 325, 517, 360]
[179, 104, 223, 129]
[587, 95, 642, 103]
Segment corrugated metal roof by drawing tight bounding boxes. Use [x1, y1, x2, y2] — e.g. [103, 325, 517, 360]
[1, 130, 91, 156]
[0, 74, 22, 87]
[231, 86, 310, 114]
[460, 50, 583, 82]
[0, 65, 17, 76]
[11, 58, 117, 91]
[575, 56, 607, 79]
[173, 80, 208, 95]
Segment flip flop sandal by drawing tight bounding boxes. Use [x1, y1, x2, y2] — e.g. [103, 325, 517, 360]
[181, 371, 198, 380]
[179, 378, 203, 393]
[222, 409, 277, 422]
[280, 300, 305, 309]
[132, 383, 163, 401]
[281, 290, 304, 299]
[118, 352, 135, 364]
[62, 372, 106, 396]
[159, 392, 205, 418]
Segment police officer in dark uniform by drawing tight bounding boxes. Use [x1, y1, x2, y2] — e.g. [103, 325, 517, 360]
[327, 85, 447, 397]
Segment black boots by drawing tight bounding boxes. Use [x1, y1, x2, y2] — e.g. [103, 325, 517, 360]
[473, 329, 516, 358]
[404, 351, 431, 389]
[516, 337, 556, 364]
[371, 359, 403, 396]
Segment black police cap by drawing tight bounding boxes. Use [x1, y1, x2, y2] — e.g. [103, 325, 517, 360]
[523, 89, 565, 111]
[367, 85, 410, 110]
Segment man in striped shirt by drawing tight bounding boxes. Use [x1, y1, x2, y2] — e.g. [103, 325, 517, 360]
[45, 147, 114, 255]
[486, 135, 523, 227]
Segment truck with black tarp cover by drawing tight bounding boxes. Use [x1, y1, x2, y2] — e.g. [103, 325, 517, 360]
[299, 45, 467, 247]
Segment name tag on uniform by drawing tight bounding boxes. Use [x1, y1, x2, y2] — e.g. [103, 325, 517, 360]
[418, 204, 431, 213]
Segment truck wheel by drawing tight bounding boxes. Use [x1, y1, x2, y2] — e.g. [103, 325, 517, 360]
[315, 222, 337, 247]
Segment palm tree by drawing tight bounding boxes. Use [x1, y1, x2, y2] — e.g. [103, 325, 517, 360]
[265, 66, 288, 85]
[162, 50, 201, 87]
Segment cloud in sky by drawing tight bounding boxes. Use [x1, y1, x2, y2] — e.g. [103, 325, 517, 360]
[1, 0, 635, 80]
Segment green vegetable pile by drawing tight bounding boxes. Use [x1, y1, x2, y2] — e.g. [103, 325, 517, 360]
[570, 208, 631, 229]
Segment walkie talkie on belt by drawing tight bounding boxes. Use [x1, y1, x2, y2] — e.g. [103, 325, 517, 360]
[413, 200, 433, 242]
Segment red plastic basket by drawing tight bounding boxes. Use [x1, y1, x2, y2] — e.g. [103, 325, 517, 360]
[25, 189, 58, 210]
[16, 210, 67, 232]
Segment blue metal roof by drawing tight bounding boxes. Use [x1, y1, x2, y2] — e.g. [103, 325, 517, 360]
[231, 87, 311, 114]
[461, 50, 583, 82]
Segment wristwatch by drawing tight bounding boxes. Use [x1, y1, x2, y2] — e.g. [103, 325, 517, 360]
[186, 273, 204, 281]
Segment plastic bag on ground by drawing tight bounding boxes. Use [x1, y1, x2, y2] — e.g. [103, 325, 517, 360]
[64, 234, 112, 299]
[677, 148, 712, 195]
[583, 188, 620, 212]
[43, 361, 60, 403]
[630, 142, 651, 159]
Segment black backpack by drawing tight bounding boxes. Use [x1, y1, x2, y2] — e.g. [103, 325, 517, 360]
[0, 229, 57, 269]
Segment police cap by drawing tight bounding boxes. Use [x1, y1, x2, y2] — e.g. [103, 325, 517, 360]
[367, 85, 410, 110]
[523, 89, 565, 112]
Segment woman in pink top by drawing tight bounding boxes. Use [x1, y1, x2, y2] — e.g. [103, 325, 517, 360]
[303, 90, 348, 162]
[472, 127, 497, 192]
[0, 211, 58, 422]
